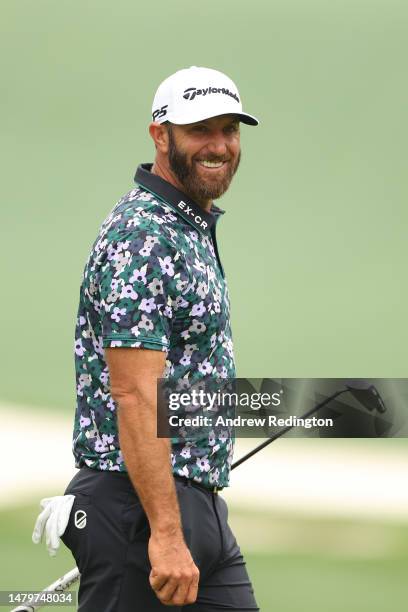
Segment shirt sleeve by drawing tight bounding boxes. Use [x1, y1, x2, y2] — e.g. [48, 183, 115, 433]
[99, 228, 190, 351]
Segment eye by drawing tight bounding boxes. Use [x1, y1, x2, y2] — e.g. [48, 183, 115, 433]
[191, 124, 209, 134]
[224, 123, 240, 135]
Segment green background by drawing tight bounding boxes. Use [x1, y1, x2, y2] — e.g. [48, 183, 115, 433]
[1, 0, 407, 411]
[1, 1, 407, 610]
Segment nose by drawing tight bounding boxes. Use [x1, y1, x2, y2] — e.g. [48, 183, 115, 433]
[206, 131, 228, 158]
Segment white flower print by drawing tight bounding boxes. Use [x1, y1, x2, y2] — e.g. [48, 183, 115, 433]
[213, 286, 221, 302]
[145, 235, 160, 246]
[75, 338, 85, 357]
[111, 307, 126, 322]
[174, 295, 188, 309]
[163, 305, 172, 318]
[80, 415, 91, 428]
[220, 366, 228, 379]
[193, 258, 206, 273]
[208, 468, 220, 484]
[189, 319, 207, 334]
[92, 335, 104, 356]
[129, 264, 148, 284]
[190, 301, 206, 317]
[139, 244, 153, 257]
[126, 217, 141, 229]
[102, 433, 114, 446]
[113, 252, 131, 277]
[148, 278, 163, 296]
[117, 240, 130, 252]
[126, 188, 140, 202]
[138, 192, 154, 201]
[197, 281, 208, 299]
[139, 297, 156, 313]
[106, 289, 121, 304]
[178, 465, 189, 477]
[152, 214, 165, 224]
[196, 456, 210, 472]
[225, 338, 234, 358]
[100, 370, 109, 386]
[79, 373, 92, 387]
[107, 243, 120, 261]
[219, 430, 229, 444]
[184, 344, 198, 356]
[138, 314, 154, 331]
[180, 446, 191, 459]
[94, 438, 108, 453]
[158, 255, 175, 277]
[176, 278, 189, 292]
[179, 354, 191, 366]
[120, 284, 138, 300]
[107, 397, 115, 411]
[198, 359, 213, 375]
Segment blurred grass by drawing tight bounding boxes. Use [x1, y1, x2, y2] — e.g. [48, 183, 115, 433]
[1, 0, 408, 412]
[2, 503, 408, 611]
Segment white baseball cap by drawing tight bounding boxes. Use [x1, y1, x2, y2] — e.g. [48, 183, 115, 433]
[151, 66, 259, 126]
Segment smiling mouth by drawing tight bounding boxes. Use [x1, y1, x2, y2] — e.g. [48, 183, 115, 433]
[196, 160, 228, 169]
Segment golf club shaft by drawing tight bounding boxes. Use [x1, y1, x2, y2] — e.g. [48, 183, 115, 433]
[9, 568, 80, 612]
[231, 388, 346, 470]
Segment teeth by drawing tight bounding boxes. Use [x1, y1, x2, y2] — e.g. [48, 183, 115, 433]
[199, 160, 224, 168]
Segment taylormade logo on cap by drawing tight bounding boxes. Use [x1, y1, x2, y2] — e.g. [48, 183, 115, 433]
[183, 86, 240, 103]
[151, 66, 258, 127]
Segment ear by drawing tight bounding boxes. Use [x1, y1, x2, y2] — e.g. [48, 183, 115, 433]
[149, 122, 170, 154]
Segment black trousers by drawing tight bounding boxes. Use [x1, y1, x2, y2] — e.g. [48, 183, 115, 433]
[62, 467, 259, 611]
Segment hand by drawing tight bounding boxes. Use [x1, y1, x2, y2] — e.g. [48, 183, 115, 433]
[32, 495, 75, 556]
[148, 531, 200, 606]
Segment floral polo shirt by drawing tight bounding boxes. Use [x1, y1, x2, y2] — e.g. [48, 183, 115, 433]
[72, 163, 235, 488]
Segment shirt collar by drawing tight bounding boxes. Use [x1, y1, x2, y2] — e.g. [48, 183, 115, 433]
[134, 163, 225, 236]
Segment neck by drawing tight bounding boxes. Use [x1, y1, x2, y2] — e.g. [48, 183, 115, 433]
[151, 159, 212, 213]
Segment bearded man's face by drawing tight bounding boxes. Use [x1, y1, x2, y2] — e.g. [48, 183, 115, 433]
[166, 115, 241, 204]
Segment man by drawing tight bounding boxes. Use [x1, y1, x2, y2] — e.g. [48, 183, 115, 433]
[62, 66, 259, 611]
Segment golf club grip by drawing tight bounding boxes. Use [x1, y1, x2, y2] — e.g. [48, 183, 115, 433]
[9, 568, 80, 612]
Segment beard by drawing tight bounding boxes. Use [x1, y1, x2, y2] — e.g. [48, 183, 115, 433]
[167, 126, 241, 203]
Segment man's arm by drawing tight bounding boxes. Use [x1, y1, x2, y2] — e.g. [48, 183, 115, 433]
[105, 347, 199, 607]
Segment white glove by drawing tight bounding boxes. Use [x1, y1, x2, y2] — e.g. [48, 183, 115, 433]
[32, 495, 75, 556]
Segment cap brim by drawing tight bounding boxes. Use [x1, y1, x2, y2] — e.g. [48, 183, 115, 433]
[238, 112, 259, 126]
[166, 111, 259, 126]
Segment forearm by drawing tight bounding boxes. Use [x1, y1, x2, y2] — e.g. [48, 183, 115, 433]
[117, 390, 182, 536]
